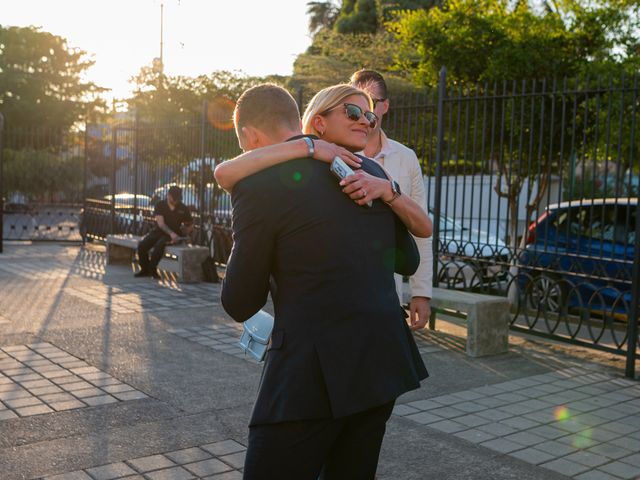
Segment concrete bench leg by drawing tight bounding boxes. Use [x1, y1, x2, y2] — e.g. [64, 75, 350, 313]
[466, 302, 510, 357]
[177, 249, 209, 283]
[108, 243, 135, 265]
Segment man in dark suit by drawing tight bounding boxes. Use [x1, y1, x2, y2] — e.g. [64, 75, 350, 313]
[221, 84, 428, 479]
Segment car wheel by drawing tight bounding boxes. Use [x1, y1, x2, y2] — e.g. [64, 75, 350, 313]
[526, 273, 566, 314]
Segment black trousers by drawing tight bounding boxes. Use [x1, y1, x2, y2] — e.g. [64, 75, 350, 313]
[243, 400, 395, 480]
[137, 230, 169, 272]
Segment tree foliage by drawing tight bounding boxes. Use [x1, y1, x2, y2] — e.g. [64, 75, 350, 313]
[389, 0, 640, 85]
[0, 25, 105, 131]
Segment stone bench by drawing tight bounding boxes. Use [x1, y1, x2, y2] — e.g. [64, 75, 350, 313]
[106, 234, 209, 283]
[404, 287, 510, 357]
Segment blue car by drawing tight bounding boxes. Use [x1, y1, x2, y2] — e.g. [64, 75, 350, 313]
[518, 198, 636, 319]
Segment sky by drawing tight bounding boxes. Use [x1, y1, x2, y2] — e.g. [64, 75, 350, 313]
[2, 0, 313, 101]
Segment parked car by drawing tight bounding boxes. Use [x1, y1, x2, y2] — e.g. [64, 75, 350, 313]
[430, 208, 510, 290]
[518, 198, 636, 318]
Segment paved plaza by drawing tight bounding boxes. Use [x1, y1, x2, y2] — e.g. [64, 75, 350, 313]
[0, 242, 639, 479]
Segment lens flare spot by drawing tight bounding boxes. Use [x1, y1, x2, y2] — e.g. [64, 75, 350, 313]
[574, 429, 593, 449]
[554, 406, 570, 422]
[207, 96, 236, 131]
[293, 171, 302, 182]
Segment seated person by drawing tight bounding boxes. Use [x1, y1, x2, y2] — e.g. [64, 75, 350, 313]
[135, 185, 193, 278]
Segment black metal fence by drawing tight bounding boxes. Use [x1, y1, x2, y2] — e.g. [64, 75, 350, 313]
[1, 71, 638, 376]
[386, 69, 639, 376]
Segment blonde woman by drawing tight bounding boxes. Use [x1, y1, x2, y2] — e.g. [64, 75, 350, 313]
[214, 84, 431, 239]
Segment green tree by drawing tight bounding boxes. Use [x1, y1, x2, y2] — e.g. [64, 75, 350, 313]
[0, 26, 105, 131]
[307, 1, 341, 34]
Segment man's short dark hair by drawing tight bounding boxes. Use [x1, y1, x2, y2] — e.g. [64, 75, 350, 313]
[350, 69, 388, 99]
[234, 84, 300, 137]
[168, 185, 182, 202]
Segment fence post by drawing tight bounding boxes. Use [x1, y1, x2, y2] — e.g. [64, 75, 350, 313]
[133, 110, 140, 234]
[430, 67, 447, 328]
[82, 116, 88, 245]
[625, 199, 640, 378]
[110, 126, 117, 235]
[0, 113, 4, 254]
[199, 101, 207, 245]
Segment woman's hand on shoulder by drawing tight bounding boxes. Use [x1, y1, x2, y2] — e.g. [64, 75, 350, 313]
[311, 139, 362, 169]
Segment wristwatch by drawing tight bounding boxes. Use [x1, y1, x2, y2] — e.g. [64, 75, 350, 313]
[302, 137, 315, 157]
[385, 180, 401, 205]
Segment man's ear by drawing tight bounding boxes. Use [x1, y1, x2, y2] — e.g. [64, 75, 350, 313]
[240, 126, 260, 150]
[381, 99, 390, 116]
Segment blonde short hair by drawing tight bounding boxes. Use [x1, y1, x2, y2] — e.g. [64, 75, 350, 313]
[302, 84, 373, 136]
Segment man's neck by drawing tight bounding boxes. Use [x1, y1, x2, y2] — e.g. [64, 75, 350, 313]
[364, 129, 383, 158]
[273, 129, 304, 145]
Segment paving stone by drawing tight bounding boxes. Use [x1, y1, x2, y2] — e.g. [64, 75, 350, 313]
[556, 432, 600, 450]
[477, 422, 518, 437]
[574, 470, 622, 480]
[40, 392, 77, 403]
[113, 390, 148, 401]
[86, 462, 137, 480]
[404, 411, 442, 425]
[15, 404, 54, 416]
[500, 416, 541, 431]
[610, 436, 640, 451]
[479, 438, 524, 454]
[452, 401, 487, 413]
[535, 440, 579, 456]
[392, 404, 419, 416]
[0, 388, 32, 400]
[599, 460, 640, 478]
[527, 424, 570, 440]
[565, 450, 611, 467]
[571, 412, 611, 427]
[30, 385, 65, 396]
[184, 458, 232, 477]
[145, 468, 196, 480]
[476, 409, 514, 422]
[128, 454, 176, 472]
[89, 377, 122, 387]
[475, 397, 510, 408]
[620, 453, 640, 467]
[5, 395, 43, 408]
[165, 447, 211, 464]
[455, 414, 491, 428]
[509, 447, 556, 465]
[202, 472, 243, 480]
[44, 471, 93, 480]
[428, 420, 468, 434]
[83, 395, 118, 406]
[498, 403, 536, 416]
[539, 458, 591, 476]
[101, 383, 136, 394]
[21, 378, 55, 389]
[71, 387, 105, 398]
[218, 452, 245, 469]
[454, 429, 496, 444]
[503, 431, 547, 448]
[405, 399, 445, 411]
[62, 381, 95, 391]
[575, 427, 622, 443]
[430, 406, 466, 419]
[599, 421, 640, 436]
[50, 400, 86, 411]
[51, 375, 82, 385]
[0, 409, 19, 420]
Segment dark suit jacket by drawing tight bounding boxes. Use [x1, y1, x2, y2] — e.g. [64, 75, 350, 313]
[222, 153, 429, 427]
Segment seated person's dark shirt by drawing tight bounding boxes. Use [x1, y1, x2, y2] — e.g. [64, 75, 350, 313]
[153, 200, 193, 236]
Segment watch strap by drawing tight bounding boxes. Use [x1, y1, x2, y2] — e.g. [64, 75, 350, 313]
[302, 137, 315, 157]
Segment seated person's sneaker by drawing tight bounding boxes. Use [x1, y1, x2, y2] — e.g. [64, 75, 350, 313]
[134, 270, 151, 278]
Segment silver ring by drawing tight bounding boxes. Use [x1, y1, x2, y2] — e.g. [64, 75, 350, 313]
[362, 189, 367, 198]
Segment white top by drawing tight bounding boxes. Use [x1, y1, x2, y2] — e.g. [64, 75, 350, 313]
[360, 130, 434, 301]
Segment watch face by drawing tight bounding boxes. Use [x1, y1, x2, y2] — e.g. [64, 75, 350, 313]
[393, 181, 401, 195]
